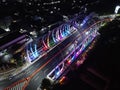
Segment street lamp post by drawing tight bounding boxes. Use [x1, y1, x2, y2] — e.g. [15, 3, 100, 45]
[115, 5, 120, 14]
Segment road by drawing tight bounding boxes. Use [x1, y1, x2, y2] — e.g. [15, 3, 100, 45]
[25, 30, 84, 90]
[0, 29, 81, 90]
[1, 14, 112, 90]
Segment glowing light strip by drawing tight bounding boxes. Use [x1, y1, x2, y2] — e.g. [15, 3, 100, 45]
[56, 29, 60, 41]
[30, 44, 36, 58]
[61, 25, 66, 37]
[67, 25, 70, 34]
[65, 24, 70, 35]
[0, 35, 26, 50]
[58, 29, 61, 40]
[63, 25, 67, 36]
[60, 26, 64, 37]
[26, 48, 32, 62]
[42, 36, 48, 49]
[52, 30, 57, 43]
[34, 44, 38, 56]
[73, 21, 79, 29]
[55, 29, 58, 42]
[59, 28, 63, 40]
[55, 67, 60, 76]
[71, 53, 76, 61]
[62, 28, 66, 37]
[59, 28, 63, 38]
[47, 32, 50, 48]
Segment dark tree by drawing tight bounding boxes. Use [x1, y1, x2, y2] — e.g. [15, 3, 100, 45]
[40, 78, 52, 90]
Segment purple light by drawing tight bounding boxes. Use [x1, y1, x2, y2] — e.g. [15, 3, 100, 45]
[76, 52, 79, 57]
[0, 35, 26, 50]
[76, 52, 79, 55]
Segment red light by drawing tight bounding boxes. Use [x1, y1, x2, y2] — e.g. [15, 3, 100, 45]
[59, 76, 66, 84]
[43, 47, 48, 51]
[67, 59, 71, 64]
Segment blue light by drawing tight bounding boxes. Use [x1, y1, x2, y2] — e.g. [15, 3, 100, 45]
[63, 28, 67, 37]
[30, 44, 36, 58]
[56, 71, 60, 76]
[62, 30, 65, 37]
[72, 21, 79, 29]
[64, 25, 69, 36]
[81, 20, 86, 26]
[30, 43, 38, 60]
[60, 28, 65, 38]
[52, 30, 57, 43]
[34, 44, 38, 57]
[55, 68, 60, 78]
[72, 55, 75, 61]
[66, 25, 70, 34]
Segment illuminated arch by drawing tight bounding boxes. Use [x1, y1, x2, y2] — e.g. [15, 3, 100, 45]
[61, 25, 66, 37]
[62, 24, 70, 36]
[47, 32, 50, 48]
[59, 27, 63, 38]
[26, 43, 38, 62]
[72, 20, 79, 29]
[26, 47, 32, 62]
[56, 28, 61, 41]
[42, 35, 48, 49]
[52, 29, 57, 43]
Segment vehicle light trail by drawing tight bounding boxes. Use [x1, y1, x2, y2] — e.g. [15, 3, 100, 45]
[4, 18, 111, 90]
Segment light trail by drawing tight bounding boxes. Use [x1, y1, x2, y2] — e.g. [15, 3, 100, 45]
[4, 18, 111, 90]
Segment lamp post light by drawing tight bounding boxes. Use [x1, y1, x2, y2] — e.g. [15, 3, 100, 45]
[115, 5, 120, 14]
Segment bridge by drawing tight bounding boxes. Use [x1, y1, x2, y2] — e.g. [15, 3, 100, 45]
[46, 17, 111, 82]
[3, 12, 112, 90]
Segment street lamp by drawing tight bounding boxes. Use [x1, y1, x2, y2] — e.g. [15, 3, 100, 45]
[115, 5, 120, 14]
